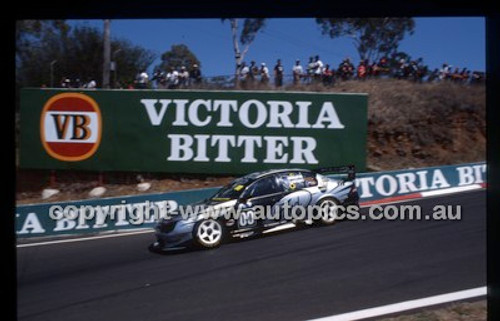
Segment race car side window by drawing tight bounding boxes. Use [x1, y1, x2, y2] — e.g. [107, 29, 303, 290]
[301, 171, 319, 187]
[277, 171, 308, 191]
[243, 176, 282, 198]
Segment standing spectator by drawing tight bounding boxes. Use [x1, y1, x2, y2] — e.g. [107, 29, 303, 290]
[61, 77, 71, 88]
[439, 63, 451, 81]
[160, 73, 168, 89]
[136, 70, 149, 89]
[409, 60, 419, 81]
[239, 62, 250, 88]
[313, 55, 324, 82]
[248, 61, 258, 85]
[337, 60, 346, 80]
[322, 64, 334, 86]
[292, 59, 303, 85]
[178, 66, 189, 88]
[152, 70, 165, 89]
[274, 59, 284, 87]
[190, 64, 202, 85]
[357, 60, 367, 80]
[462, 69, 471, 84]
[166, 67, 179, 89]
[338, 58, 354, 81]
[307, 56, 315, 84]
[86, 79, 97, 89]
[378, 56, 390, 76]
[427, 68, 439, 83]
[471, 71, 483, 84]
[459, 68, 468, 84]
[396, 58, 408, 79]
[260, 63, 270, 85]
[417, 64, 428, 83]
[451, 67, 462, 83]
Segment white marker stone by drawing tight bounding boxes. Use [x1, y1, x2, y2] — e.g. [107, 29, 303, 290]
[41, 188, 60, 200]
[89, 186, 106, 198]
[137, 182, 151, 192]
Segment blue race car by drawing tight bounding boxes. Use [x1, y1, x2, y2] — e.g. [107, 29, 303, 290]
[149, 166, 359, 251]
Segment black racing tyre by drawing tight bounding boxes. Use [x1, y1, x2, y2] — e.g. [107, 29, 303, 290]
[292, 218, 309, 229]
[193, 219, 225, 249]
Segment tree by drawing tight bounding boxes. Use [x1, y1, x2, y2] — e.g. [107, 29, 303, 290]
[156, 44, 201, 72]
[16, 21, 156, 90]
[16, 20, 70, 51]
[16, 20, 70, 86]
[222, 18, 266, 86]
[316, 18, 415, 63]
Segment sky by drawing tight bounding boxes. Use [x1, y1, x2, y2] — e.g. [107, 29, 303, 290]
[67, 17, 485, 77]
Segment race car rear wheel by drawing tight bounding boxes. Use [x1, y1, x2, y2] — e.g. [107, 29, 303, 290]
[193, 219, 225, 249]
[317, 198, 340, 225]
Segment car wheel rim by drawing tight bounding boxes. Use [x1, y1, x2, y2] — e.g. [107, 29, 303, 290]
[198, 220, 222, 245]
[320, 200, 337, 223]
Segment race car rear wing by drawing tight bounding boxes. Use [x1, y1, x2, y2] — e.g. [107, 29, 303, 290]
[313, 165, 356, 180]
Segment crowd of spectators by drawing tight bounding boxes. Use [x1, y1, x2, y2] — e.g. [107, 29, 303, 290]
[150, 64, 202, 89]
[236, 55, 486, 88]
[49, 64, 203, 90]
[51, 77, 98, 89]
[49, 56, 485, 90]
[426, 63, 485, 85]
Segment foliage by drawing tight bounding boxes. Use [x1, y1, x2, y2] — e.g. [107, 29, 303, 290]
[316, 18, 415, 62]
[156, 44, 201, 72]
[240, 19, 266, 46]
[16, 20, 156, 89]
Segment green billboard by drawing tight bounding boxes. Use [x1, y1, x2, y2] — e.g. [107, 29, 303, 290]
[20, 89, 368, 174]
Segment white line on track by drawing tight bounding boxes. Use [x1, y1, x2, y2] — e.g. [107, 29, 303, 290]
[309, 286, 486, 321]
[16, 229, 153, 248]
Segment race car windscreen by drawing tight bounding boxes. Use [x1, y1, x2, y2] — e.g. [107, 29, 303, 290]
[210, 177, 252, 201]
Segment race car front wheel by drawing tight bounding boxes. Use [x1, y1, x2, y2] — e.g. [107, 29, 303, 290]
[193, 219, 225, 249]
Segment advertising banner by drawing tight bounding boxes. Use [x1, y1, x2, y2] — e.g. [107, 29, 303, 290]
[20, 89, 368, 174]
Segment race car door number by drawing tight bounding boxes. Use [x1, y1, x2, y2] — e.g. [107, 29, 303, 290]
[238, 210, 256, 228]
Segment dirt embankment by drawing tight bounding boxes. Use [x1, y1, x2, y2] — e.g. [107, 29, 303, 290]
[16, 79, 485, 204]
[333, 79, 485, 171]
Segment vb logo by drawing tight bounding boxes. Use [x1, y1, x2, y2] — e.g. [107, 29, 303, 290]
[40, 93, 102, 161]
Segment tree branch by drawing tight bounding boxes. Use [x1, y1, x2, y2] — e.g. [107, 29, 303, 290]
[241, 42, 251, 62]
[230, 19, 241, 61]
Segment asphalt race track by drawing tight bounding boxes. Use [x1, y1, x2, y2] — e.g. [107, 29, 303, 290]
[17, 190, 486, 321]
